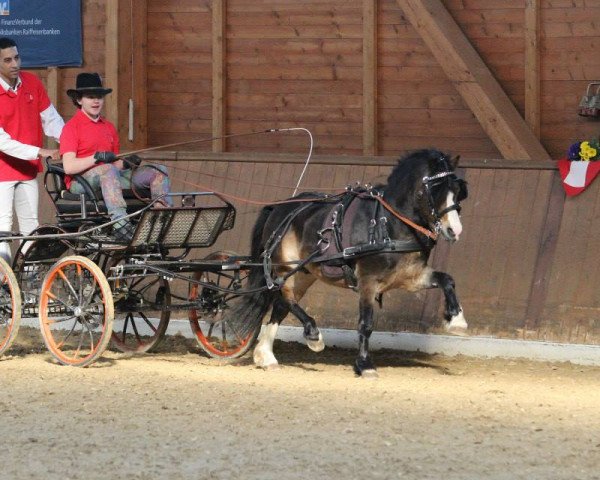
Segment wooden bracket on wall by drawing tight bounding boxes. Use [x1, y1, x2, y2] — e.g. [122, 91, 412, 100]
[396, 0, 550, 160]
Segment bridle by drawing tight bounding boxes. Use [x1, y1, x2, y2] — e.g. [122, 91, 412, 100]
[421, 170, 467, 234]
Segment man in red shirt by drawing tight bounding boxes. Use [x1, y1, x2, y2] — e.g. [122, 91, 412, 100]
[60, 73, 171, 242]
[0, 37, 64, 261]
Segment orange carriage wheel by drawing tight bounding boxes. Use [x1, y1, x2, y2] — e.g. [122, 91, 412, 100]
[0, 257, 22, 357]
[109, 258, 171, 353]
[39, 256, 113, 367]
[189, 251, 259, 360]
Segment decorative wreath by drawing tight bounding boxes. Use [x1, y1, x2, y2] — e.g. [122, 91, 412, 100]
[567, 139, 600, 161]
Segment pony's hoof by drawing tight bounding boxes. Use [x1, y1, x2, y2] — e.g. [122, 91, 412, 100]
[446, 325, 468, 336]
[360, 369, 379, 380]
[253, 348, 278, 369]
[263, 363, 281, 371]
[353, 359, 377, 378]
[306, 332, 325, 352]
[445, 309, 468, 336]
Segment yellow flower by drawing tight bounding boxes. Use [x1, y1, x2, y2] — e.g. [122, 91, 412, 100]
[580, 141, 597, 161]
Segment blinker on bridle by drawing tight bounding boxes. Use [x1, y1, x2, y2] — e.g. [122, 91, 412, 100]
[421, 170, 465, 233]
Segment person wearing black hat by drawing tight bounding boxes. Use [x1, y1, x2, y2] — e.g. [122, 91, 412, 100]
[60, 72, 171, 242]
[0, 37, 64, 261]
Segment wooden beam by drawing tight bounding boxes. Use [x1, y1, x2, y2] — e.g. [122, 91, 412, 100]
[396, 0, 550, 160]
[46, 67, 60, 149]
[105, 0, 119, 126]
[524, 171, 565, 331]
[212, 0, 226, 153]
[130, 0, 147, 148]
[363, 0, 378, 155]
[525, 0, 541, 138]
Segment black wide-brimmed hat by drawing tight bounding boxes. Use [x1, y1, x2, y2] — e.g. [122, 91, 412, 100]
[66, 72, 112, 98]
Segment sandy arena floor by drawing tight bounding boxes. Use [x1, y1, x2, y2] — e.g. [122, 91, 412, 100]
[1, 327, 599, 480]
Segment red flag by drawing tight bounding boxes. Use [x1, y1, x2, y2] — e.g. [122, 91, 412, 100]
[557, 159, 600, 196]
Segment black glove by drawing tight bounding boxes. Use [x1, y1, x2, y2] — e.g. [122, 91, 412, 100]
[122, 154, 142, 169]
[94, 151, 118, 164]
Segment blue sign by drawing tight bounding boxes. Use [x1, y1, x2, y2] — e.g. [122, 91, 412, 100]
[0, 0, 82, 67]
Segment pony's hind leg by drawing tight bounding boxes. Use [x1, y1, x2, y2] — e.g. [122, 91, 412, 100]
[280, 272, 323, 352]
[431, 271, 468, 335]
[253, 296, 287, 369]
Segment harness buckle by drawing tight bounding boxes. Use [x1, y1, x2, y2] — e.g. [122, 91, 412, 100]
[317, 228, 332, 251]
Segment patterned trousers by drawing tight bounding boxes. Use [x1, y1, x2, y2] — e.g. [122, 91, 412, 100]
[69, 163, 171, 222]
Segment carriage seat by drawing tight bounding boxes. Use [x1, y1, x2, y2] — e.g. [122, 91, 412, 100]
[44, 160, 150, 222]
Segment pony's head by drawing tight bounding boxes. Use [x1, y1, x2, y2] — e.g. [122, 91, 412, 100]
[387, 149, 468, 242]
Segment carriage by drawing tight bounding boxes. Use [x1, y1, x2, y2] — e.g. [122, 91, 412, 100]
[0, 149, 468, 375]
[0, 158, 263, 367]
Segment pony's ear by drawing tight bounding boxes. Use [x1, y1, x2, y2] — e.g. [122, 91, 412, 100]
[449, 155, 460, 169]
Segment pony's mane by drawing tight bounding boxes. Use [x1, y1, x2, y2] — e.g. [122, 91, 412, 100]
[386, 149, 449, 188]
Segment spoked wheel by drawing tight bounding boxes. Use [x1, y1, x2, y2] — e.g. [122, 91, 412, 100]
[39, 256, 113, 367]
[0, 257, 21, 356]
[108, 258, 171, 353]
[189, 251, 259, 360]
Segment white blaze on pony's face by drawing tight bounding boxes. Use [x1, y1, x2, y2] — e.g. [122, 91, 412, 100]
[441, 190, 463, 241]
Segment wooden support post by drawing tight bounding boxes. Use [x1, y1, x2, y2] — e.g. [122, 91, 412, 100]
[46, 67, 60, 149]
[105, 0, 119, 126]
[525, 0, 541, 138]
[524, 172, 565, 331]
[397, 0, 550, 160]
[117, 1, 147, 150]
[363, 0, 378, 156]
[212, 0, 227, 153]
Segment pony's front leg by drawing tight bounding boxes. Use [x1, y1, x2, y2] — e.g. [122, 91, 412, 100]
[431, 271, 468, 335]
[354, 296, 378, 378]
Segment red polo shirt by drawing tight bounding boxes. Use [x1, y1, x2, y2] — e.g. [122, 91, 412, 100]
[59, 109, 120, 188]
[0, 71, 50, 181]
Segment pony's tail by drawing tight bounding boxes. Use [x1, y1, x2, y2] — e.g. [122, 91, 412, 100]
[224, 205, 276, 339]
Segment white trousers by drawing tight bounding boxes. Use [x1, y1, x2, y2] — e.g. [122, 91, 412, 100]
[0, 178, 39, 263]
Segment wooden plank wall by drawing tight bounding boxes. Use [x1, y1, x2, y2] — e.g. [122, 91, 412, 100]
[27, 1, 600, 159]
[136, 0, 600, 159]
[146, 1, 213, 148]
[141, 152, 599, 345]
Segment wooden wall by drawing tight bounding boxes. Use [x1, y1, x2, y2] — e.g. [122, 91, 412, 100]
[122, 0, 599, 159]
[29, 1, 600, 158]
[143, 151, 599, 345]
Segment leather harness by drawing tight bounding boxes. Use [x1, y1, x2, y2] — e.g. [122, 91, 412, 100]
[312, 187, 432, 289]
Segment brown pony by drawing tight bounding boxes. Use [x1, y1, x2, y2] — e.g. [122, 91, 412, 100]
[229, 149, 468, 377]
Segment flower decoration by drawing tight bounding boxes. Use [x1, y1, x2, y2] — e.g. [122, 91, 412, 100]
[567, 139, 600, 161]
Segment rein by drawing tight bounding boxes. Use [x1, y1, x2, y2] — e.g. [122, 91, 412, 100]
[372, 195, 438, 241]
[117, 130, 453, 241]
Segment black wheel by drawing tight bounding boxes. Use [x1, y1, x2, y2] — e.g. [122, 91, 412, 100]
[0, 257, 21, 356]
[108, 258, 171, 353]
[39, 256, 113, 367]
[189, 251, 259, 360]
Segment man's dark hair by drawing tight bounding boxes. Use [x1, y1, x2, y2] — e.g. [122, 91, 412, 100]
[0, 37, 18, 50]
